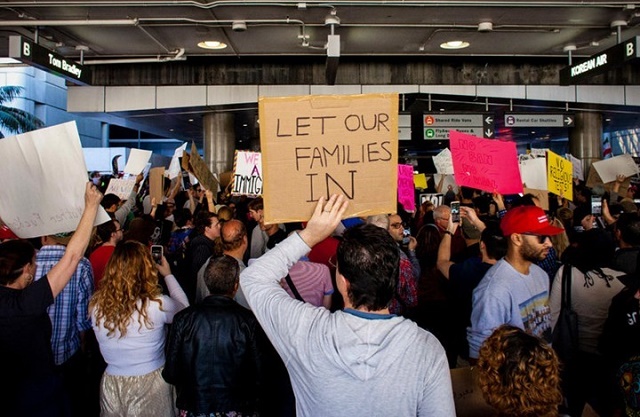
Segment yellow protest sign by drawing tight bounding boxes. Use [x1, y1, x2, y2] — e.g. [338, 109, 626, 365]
[414, 173, 428, 189]
[547, 150, 573, 201]
[260, 93, 399, 224]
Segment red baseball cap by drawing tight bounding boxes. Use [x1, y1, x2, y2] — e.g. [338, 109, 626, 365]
[500, 205, 564, 236]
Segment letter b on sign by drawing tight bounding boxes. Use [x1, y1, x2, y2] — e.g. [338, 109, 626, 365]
[22, 41, 30, 57]
[626, 41, 634, 58]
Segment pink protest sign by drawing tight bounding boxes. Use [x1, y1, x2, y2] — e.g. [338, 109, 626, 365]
[449, 131, 523, 195]
[398, 164, 415, 212]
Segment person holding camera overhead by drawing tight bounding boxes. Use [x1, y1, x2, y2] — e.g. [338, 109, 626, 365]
[90, 241, 188, 417]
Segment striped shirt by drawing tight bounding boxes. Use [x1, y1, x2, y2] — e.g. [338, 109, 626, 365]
[281, 261, 334, 307]
[35, 245, 94, 365]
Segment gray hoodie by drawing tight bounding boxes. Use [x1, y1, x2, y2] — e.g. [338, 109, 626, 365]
[240, 232, 455, 417]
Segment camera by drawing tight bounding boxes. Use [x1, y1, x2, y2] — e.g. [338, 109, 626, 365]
[151, 245, 163, 264]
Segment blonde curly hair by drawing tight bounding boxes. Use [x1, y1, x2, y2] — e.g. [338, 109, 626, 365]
[90, 240, 163, 337]
[477, 325, 562, 417]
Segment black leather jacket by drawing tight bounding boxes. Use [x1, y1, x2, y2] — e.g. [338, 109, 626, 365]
[162, 295, 263, 414]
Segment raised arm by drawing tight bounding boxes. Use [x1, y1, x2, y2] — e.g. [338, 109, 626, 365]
[47, 182, 102, 297]
[436, 217, 458, 279]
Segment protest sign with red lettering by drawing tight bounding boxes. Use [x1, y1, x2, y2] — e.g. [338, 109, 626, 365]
[450, 131, 523, 195]
[231, 151, 262, 197]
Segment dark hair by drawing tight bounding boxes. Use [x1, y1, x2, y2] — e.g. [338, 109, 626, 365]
[512, 193, 539, 208]
[567, 228, 616, 273]
[337, 224, 399, 311]
[460, 186, 477, 201]
[96, 220, 118, 242]
[617, 213, 640, 246]
[221, 220, 247, 252]
[194, 211, 217, 235]
[204, 255, 239, 296]
[173, 208, 193, 228]
[101, 193, 121, 209]
[0, 239, 36, 285]
[482, 222, 507, 261]
[247, 197, 264, 212]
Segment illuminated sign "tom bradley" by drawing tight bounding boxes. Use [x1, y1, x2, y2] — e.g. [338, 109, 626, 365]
[560, 36, 639, 85]
[8, 36, 91, 85]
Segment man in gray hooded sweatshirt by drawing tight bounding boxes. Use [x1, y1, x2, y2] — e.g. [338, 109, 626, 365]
[240, 195, 455, 417]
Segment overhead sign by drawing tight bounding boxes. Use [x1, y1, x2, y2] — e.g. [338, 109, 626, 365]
[424, 113, 495, 139]
[560, 36, 639, 85]
[8, 36, 91, 85]
[504, 113, 574, 127]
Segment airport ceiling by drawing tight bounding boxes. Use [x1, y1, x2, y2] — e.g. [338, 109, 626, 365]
[0, 0, 639, 148]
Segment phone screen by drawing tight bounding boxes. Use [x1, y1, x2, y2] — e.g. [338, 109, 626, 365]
[591, 196, 602, 216]
[402, 228, 411, 245]
[451, 202, 460, 223]
[151, 245, 163, 264]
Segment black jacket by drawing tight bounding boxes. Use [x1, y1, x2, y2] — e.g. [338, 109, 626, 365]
[162, 295, 263, 414]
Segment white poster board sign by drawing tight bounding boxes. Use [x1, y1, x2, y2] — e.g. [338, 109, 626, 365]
[0, 122, 110, 238]
[123, 148, 152, 175]
[231, 151, 263, 196]
[433, 148, 454, 175]
[592, 154, 639, 183]
[566, 153, 584, 181]
[167, 143, 187, 179]
[105, 178, 137, 200]
[519, 157, 548, 190]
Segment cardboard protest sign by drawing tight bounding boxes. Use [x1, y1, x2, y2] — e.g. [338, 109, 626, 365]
[566, 153, 584, 181]
[398, 164, 415, 212]
[105, 178, 137, 200]
[413, 173, 428, 189]
[433, 148, 454, 175]
[520, 157, 547, 190]
[547, 150, 573, 200]
[450, 131, 523, 195]
[231, 150, 263, 197]
[123, 148, 152, 175]
[523, 187, 550, 211]
[0, 122, 110, 238]
[189, 142, 219, 194]
[149, 167, 165, 205]
[450, 367, 494, 417]
[181, 150, 191, 172]
[592, 154, 639, 183]
[259, 93, 398, 224]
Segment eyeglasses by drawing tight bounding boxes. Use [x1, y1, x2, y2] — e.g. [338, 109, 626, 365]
[390, 222, 404, 229]
[115, 228, 123, 232]
[522, 233, 550, 244]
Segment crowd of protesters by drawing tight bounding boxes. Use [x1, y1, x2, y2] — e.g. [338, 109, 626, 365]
[2, 168, 640, 417]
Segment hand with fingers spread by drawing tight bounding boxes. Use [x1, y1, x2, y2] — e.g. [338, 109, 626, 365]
[299, 195, 349, 248]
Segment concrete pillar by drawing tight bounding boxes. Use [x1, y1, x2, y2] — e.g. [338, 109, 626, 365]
[101, 122, 110, 147]
[569, 112, 602, 178]
[203, 112, 235, 177]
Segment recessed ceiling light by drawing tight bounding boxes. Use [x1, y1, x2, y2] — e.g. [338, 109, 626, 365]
[188, 118, 194, 122]
[440, 40, 470, 50]
[198, 40, 227, 50]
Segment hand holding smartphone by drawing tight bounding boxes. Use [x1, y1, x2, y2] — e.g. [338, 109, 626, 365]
[151, 245, 163, 264]
[450, 201, 461, 223]
[591, 196, 602, 216]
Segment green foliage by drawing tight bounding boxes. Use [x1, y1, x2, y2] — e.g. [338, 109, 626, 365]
[0, 86, 45, 138]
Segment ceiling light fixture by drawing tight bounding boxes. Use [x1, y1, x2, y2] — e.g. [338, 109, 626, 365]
[440, 40, 470, 50]
[198, 40, 227, 50]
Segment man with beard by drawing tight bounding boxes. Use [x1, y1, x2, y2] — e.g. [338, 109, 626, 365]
[467, 205, 563, 360]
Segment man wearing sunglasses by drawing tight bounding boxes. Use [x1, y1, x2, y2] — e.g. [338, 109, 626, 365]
[467, 205, 564, 360]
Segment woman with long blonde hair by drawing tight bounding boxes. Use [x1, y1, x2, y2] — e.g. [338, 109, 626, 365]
[90, 240, 188, 417]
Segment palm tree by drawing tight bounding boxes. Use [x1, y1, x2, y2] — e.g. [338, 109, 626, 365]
[0, 86, 44, 138]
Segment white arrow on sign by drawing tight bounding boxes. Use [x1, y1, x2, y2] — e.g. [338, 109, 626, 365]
[485, 129, 494, 137]
[564, 116, 573, 125]
[485, 116, 494, 124]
